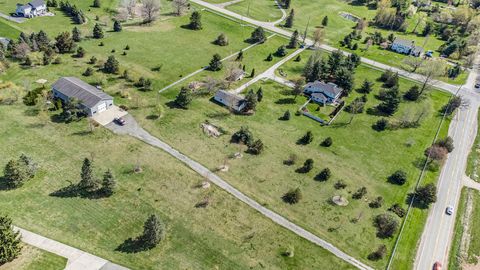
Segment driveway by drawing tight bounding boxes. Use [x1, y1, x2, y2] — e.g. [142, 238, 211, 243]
[92, 106, 128, 126]
[0, 12, 25, 23]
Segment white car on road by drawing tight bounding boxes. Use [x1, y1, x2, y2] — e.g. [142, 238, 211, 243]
[446, 206, 454, 215]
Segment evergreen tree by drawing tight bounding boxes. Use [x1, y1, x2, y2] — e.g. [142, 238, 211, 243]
[141, 214, 164, 248]
[335, 67, 354, 93]
[35, 30, 50, 50]
[214, 33, 228, 46]
[236, 49, 244, 61]
[209, 53, 222, 71]
[189, 11, 202, 30]
[359, 79, 374, 94]
[287, 30, 299, 49]
[322, 16, 329, 26]
[24, 56, 33, 67]
[0, 215, 22, 264]
[275, 45, 288, 57]
[285, 9, 294, 28]
[76, 46, 85, 58]
[102, 169, 116, 196]
[104, 55, 119, 74]
[72, 27, 81, 42]
[93, 0, 101, 8]
[404, 85, 421, 101]
[266, 53, 273, 61]
[299, 131, 313, 145]
[282, 188, 302, 204]
[113, 20, 122, 32]
[83, 67, 94, 76]
[3, 160, 27, 188]
[93, 24, 104, 39]
[247, 139, 264, 155]
[282, 110, 291, 120]
[42, 53, 51, 65]
[315, 168, 331, 181]
[174, 87, 193, 109]
[250, 68, 255, 77]
[79, 158, 98, 191]
[256, 87, 263, 102]
[250, 27, 266, 43]
[243, 89, 258, 112]
[55, 32, 75, 53]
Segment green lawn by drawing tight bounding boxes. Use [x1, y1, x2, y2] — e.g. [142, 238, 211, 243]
[467, 109, 480, 182]
[0, 19, 21, 39]
[227, 0, 283, 23]
[449, 188, 480, 270]
[0, 245, 67, 270]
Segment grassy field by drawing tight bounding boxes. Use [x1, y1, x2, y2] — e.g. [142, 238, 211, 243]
[449, 188, 480, 270]
[467, 109, 480, 182]
[124, 57, 452, 268]
[0, 99, 354, 269]
[227, 0, 284, 23]
[0, 245, 67, 270]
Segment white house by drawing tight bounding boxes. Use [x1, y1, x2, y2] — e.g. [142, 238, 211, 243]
[16, 0, 46, 18]
[52, 77, 114, 117]
[213, 90, 246, 112]
[303, 81, 343, 104]
[390, 38, 424, 57]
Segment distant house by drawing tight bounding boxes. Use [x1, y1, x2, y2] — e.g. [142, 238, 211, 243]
[303, 81, 343, 104]
[225, 69, 246, 82]
[52, 77, 114, 116]
[0, 37, 10, 48]
[213, 90, 246, 112]
[16, 0, 46, 18]
[390, 38, 424, 57]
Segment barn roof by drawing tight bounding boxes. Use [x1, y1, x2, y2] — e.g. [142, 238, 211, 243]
[52, 77, 112, 108]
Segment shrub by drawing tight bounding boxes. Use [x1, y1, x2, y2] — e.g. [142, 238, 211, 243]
[214, 33, 229, 46]
[231, 126, 254, 145]
[247, 139, 264, 155]
[315, 168, 331, 181]
[352, 187, 367, 199]
[282, 188, 302, 204]
[388, 170, 407, 185]
[275, 45, 288, 57]
[368, 245, 387, 261]
[369, 196, 384, 208]
[299, 131, 313, 145]
[296, 159, 314, 173]
[373, 213, 398, 238]
[424, 145, 448, 161]
[334, 180, 347, 189]
[388, 203, 406, 218]
[413, 183, 437, 208]
[373, 118, 389, 131]
[321, 137, 333, 147]
[266, 53, 273, 61]
[89, 56, 97, 64]
[436, 136, 454, 153]
[283, 154, 297, 166]
[83, 67, 94, 76]
[404, 85, 420, 101]
[174, 87, 192, 109]
[281, 110, 291, 120]
[53, 57, 62, 64]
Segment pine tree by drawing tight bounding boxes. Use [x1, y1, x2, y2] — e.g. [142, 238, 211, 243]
[0, 216, 22, 264]
[283, 0, 291, 8]
[275, 45, 288, 57]
[250, 27, 266, 43]
[72, 27, 81, 42]
[93, 0, 101, 8]
[236, 49, 244, 61]
[76, 46, 85, 58]
[102, 169, 116, 196]
[79, 158, 98, 191]
[4, 160, 27, 188]
[141, 214, 164, 248]
[175, 87, 193, 109]
[256, 87, 263, 102]
[93, 24, 104, 39]
[55, 32, 75, 53]
[113, 20, 122, 32]
[250, 68, 255, 77]
[287, 30, 299, 48]
[285, 9, 294, 28]
[243, 89, 258, 112]
[189, 11, 202, 30]
[266, 53, 273, 61]
[214, 33, 228, 46]
[104, 55, 119, 74]
[322, 16, 329, 26]
[209, 53, 222, 71]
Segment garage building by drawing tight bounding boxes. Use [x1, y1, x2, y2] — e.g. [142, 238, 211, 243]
[52, 77, 113, 116]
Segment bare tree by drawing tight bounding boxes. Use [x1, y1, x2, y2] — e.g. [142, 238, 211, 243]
[312, 28, 325, 48]
[418, 60, 447, 95]
[121, 0, 137, 19]
[172, 0, 189, 16]
[403, 56, 424, 72]
[142, 0, 161, 23]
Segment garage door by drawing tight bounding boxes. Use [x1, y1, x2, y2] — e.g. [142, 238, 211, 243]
[97, 102, 107, 113]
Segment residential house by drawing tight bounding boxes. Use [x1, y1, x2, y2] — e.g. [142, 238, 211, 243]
[390, 38, 424, 57]
[225, 68, 246, 82]
[213, 90, 246, 112]
[303, 81, 343, 105]
[16, 0, 46, 18]
[52, 77, 114, 116]
[0, 37, 10, 48]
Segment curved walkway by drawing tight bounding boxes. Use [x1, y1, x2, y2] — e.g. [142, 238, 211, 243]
[105, 115, 373, 270]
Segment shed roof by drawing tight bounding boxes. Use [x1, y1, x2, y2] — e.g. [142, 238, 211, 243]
[29, 0, 45, 8]
[393, 38, 415, 47]
[214, 90, 244, 111]
[52, 77, 112, 108]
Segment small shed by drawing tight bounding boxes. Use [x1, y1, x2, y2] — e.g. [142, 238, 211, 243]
[213, 90, 245, 112]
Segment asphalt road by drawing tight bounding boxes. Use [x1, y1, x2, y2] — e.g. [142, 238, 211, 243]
[414, 54, 480, 269]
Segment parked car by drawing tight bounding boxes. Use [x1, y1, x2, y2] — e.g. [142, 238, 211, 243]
[114, 117, 126, 126]
[433, 261, 442, 270]
[446, 206, 454, 215]
[475, 83, 480, 89]
[425, 50, 434, 58]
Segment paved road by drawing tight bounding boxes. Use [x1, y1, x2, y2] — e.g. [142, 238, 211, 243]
[15, 227, 129, 270]
[106, 115, 374, 270]
[190, 0, 462, 94]
[414, 52, 480, 269]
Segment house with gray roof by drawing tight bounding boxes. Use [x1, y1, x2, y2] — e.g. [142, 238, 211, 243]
[213, 90, 246, 112]
[52, 77, 113, 116]
[0, 38, 10, 48]
[390, 37, 423, 57]
[303, 81, 343, 104]
[16, 0, 46, 18]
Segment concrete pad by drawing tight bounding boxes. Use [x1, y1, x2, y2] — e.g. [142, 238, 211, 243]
[91, 105, 128, 126]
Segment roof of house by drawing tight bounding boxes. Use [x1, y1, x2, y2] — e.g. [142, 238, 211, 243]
[392, 38, 415, 47]
[304, 81, 343, 97]
[214, 90, 244, 111]
[311, 93, 327, 103]
[0, 37, 10, 48]
[29, 0, 45, 8]
[52, 77, 112, 108]
[412, 45, 424, 54]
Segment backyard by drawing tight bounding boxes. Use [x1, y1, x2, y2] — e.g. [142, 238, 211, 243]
[0, 245, 67, 270]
